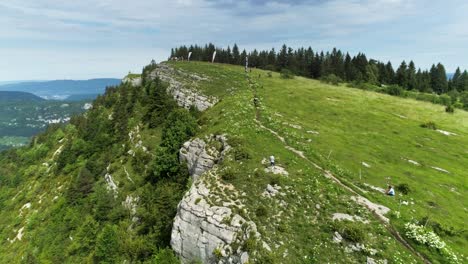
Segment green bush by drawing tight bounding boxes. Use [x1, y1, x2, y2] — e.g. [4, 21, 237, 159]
[267, 72, 273, 78]
[152, 248, 179, 264]
[420, 121, 437, 130]
[263, 65, 276, 72]
[333, 221, 367, 243]
[386, 85, 404, 96]
[280, 69, 294, 79]
[320, 74, 342, 85]
[234, 147, 251, 161]
[269, 175, 281, 186]
[256, 205, 268, 218]
[445, 104, 455, 113]
[343, 225, 366, 243]
[396, 183, 411, 195]
[439, 94, 452, 106]
[221, 168, 237, 181]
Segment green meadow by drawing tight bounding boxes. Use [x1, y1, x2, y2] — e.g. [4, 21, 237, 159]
[170, 61, 467, 263]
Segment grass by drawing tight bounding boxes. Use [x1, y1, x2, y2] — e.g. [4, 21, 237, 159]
[170, 61, 467, 263]
[125, 73, 141, 79]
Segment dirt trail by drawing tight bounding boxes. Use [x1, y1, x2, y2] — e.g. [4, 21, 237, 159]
[249, 76, 431, 264]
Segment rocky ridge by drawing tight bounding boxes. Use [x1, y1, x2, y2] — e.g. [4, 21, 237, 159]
[149, 63, 218, 111]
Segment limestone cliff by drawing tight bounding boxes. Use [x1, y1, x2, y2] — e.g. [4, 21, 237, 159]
[149, 63, 218, 111]
[171, 136, 258, 264]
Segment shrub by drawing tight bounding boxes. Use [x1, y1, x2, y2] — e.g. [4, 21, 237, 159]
[221, 168, 237, 181]
[420, 121, 437, 130]
[396, 183, 411, 195]
[439, 94, 452, 106]
[386, 85, 404, 96]
[152, 248, 179, 264]
[341, 224, 366, 243]
[228, 136, 244, 148]
[256, 205, 268, 218]
[269, 175, 281, 186]
[333, 221, 367, 243]
[242, 236, 257, 253]
[267, 72, 273, 78]
[320, 74, 342, 85]
[445, 104, 455, 113]
[280, 69, 294, 79]
[213, 248, 223, 261]
[263, 64, 276, 71]
[234, 147, 251, 161]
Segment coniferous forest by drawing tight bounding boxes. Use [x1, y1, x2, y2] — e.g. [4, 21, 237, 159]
[171, 44, 468, 110]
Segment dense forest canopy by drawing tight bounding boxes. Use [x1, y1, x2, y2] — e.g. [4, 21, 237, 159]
[171, 43, 468, 99]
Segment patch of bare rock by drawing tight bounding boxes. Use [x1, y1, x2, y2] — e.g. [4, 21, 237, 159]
[172, 135, 261, 264]
[150, 63, 218, 111]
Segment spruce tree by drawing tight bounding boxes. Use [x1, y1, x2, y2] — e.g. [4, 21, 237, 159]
[396, 61, 409, 88]
[277, 44, 288, 69]
[451, 67, 461, 91]
[430, 63, 448, 94]
[232, 44, 240, 65]
[407, 61, 417, 90]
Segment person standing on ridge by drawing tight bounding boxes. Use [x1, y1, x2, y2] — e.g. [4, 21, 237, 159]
[270, 155, 275, 167]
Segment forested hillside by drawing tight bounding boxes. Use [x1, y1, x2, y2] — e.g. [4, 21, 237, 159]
[0, 66, 193, 262]
[0, 91, 45, 102]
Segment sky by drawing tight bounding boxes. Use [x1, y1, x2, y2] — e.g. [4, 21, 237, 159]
[0, 0, 467, 80]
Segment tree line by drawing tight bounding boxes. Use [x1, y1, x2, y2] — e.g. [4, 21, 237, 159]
[170, 43, 468, 95]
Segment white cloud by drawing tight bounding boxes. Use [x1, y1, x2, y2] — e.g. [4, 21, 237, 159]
[0, 0, 466, 79]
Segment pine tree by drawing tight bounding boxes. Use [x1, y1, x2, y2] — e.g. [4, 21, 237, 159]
[232, 44, 240, 65]
[459, 70, 468, 92]
[407, 61, 417, 90]
[451, 67, 461, 91]
[95, 224, 120, 263]
[277, 44, 288, 69]
[430, 63, 448, 94]
[396, 61, 408, 88]
[267, 48, 276, 68]
[344, 53, 353, 81]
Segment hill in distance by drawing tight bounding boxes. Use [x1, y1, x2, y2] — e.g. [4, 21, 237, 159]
[0, 91, 45, 102]
[0, 78, 121, 100]
[0, 61, 466, 264]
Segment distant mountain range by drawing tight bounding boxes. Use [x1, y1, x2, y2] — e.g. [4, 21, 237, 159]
[0, 91, 45, 102]
[0, 78, 121, 100]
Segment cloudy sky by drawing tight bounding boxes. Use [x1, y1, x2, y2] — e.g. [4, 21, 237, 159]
[0, 0, 467, 80]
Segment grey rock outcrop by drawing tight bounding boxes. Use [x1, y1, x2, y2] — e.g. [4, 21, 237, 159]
[149, 63, 218, 111]
[171, 178, 256, 264]
[172, 135, 257, 264]
[122, 76, 142, 87]
[179, 135, 230, 181]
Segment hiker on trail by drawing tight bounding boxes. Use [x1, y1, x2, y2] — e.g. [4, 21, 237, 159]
[386, 185, 395, 196]
[270, 155, 275, 167]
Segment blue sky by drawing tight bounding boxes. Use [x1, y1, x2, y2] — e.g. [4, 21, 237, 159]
[0, 0, 467, 80]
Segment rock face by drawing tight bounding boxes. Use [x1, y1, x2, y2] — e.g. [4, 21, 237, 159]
[149, 63, 218, 111]
[122, 76, 142, 87]
[171, 179, 255, 264]
[171, 136, 256, 264]
[179, 135, 230, 181]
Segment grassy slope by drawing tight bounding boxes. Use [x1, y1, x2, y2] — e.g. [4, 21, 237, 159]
[169, 61, 467, 263]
